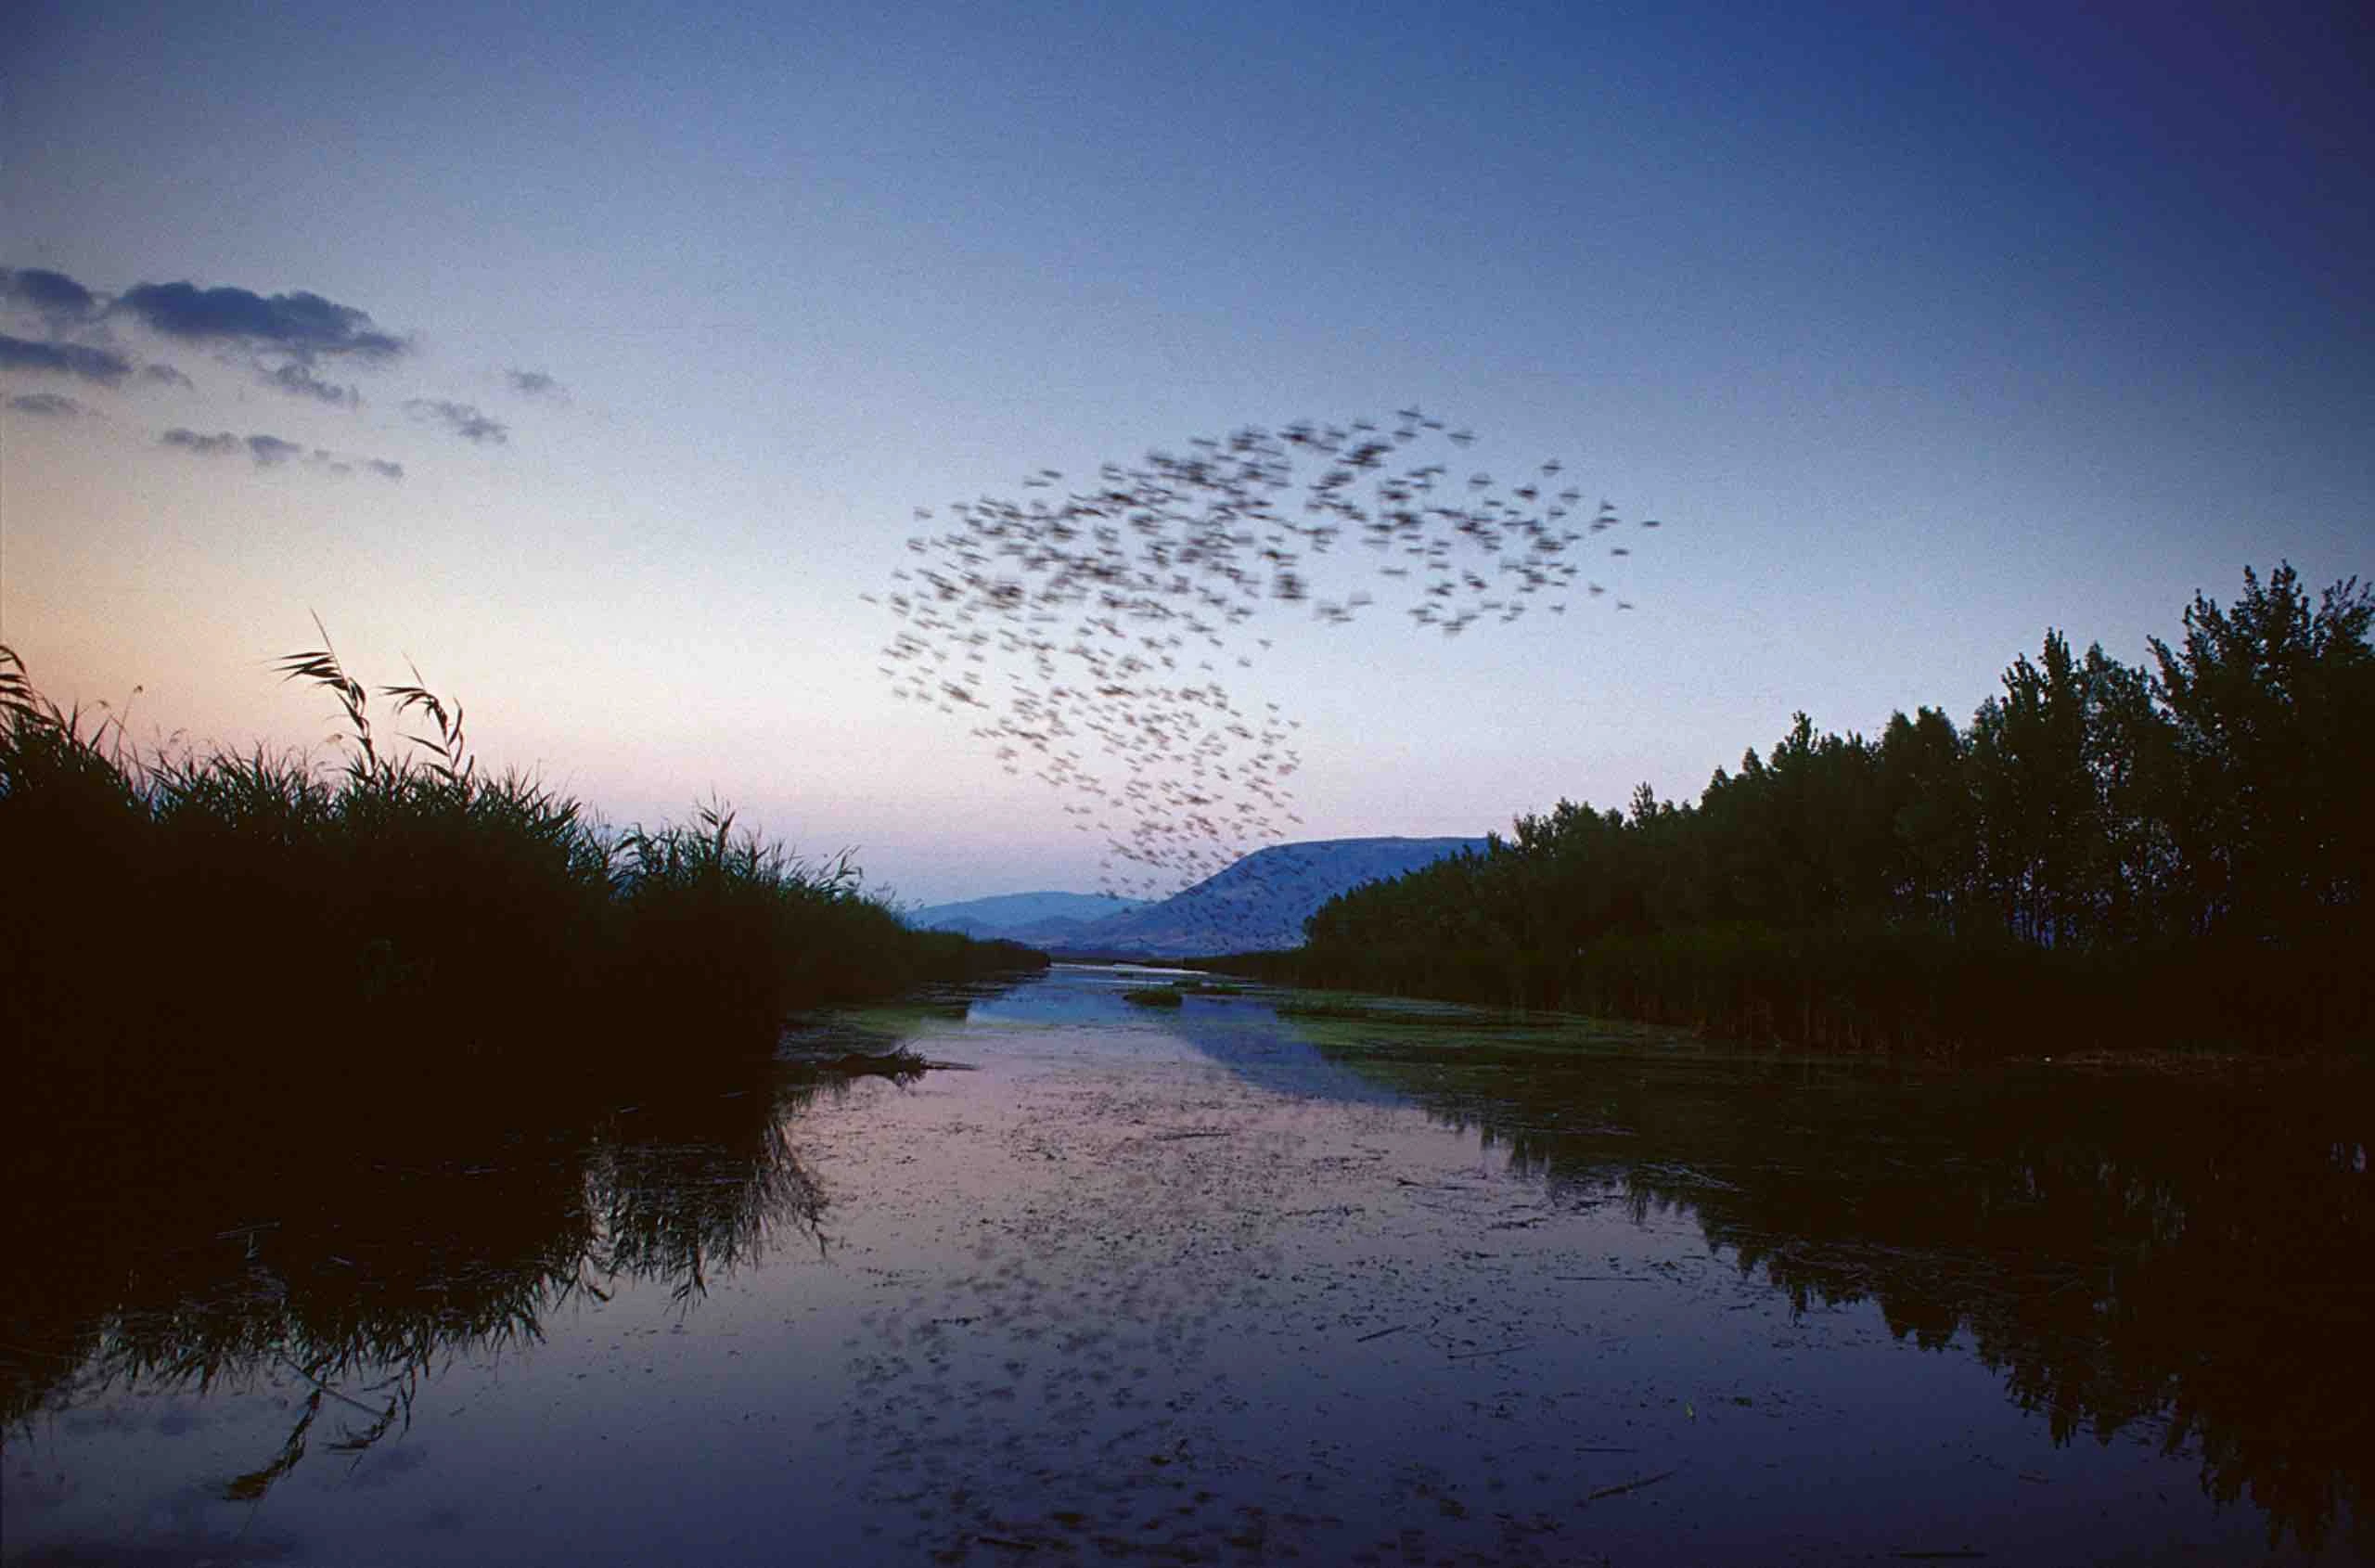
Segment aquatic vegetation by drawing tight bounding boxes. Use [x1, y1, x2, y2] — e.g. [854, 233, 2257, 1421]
[0, 635, 1046, 1125]
[1121, 986, 1184, 1008]
[3, 632, 1046, 1476]
[1274, 996, 1544, 1029]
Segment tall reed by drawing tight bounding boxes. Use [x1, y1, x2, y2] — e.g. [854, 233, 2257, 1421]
[1, 636, 1044, 1133]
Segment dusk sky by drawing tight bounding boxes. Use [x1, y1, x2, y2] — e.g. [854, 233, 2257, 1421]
[5, 1, 2369, 906]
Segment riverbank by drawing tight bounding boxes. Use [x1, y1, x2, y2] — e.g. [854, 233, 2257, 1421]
[1181, 933, 2373, 1061]
[1, 640, 1045, 1122]
[1180, 567, 2374, 1061]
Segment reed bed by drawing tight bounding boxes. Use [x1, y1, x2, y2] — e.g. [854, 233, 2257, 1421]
[0, 636, 1043, 1131]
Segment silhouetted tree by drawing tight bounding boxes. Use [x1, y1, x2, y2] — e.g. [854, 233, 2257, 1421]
[1286, 566, 2372, 1054]
[2149, 564, 2375, 942]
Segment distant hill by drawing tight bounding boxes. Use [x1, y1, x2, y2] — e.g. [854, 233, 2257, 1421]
[908, 891, 1148, 943]
[1058, 836, 1486, 958]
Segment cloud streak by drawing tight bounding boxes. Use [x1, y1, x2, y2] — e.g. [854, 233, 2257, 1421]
[161, 428, 240, 457]
[264, 360, 360, 408]
[1, 267, 100, 321]
[6, 392, 91, 418]
[504, 367, 567, 401]
[0, 333, 134, 385]
[159, 427, 403, 479]
[405, 398, 507, 444]
[117, 281, 408, 363]
[8, 268, 458, 481]
[5, 266, 434, 406]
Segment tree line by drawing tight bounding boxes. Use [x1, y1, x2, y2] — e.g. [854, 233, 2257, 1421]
[1279, 564, 2373, 1054]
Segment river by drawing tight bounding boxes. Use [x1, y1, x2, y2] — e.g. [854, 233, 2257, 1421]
[5, 965, 2367, 1564]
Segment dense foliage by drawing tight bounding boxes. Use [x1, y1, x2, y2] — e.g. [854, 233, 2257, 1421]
[0, 636, 1043, 1127]
[1290, 565, 2375, 1054]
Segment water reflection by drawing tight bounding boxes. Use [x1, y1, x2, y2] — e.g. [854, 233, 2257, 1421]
[1277, 1015, 2373, 1556]
[973, 964, 1404, 1103]
[0, 1022, 912, 1500]
[10, 970, 2368, 1561]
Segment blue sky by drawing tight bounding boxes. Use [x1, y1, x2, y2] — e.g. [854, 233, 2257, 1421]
[5, 0, 2368, 904]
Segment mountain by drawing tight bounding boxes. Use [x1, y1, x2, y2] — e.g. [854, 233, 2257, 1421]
[908, 891, 1148, 942]
[1057, 836, 1487, 958]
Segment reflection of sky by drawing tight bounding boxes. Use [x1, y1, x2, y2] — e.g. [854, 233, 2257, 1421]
[963, 965, 1407, 1103]
[10, 967, 2347, 1562]
[4, 2, 2370, 903]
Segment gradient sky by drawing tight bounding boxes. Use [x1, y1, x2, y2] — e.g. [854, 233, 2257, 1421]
[4, 0, 2369, 905]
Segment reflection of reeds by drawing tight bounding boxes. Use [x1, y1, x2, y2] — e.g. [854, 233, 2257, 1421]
[1, 1059, 854, 1499]
[592, 1078, 828, 1305]
[3, 634, 1046, 1490]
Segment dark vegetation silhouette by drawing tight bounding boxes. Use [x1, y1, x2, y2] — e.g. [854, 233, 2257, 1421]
[1281, 1017, 2373, 1555]
[1218, 566, 2374, 1056]
[2, 624, 1037, 1488]
[0, 627, 1045, 1131]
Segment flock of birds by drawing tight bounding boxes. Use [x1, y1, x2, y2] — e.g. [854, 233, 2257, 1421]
[869, 411, 1663, 899]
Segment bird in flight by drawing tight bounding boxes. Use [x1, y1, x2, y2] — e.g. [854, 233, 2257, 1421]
[871, 411, 1665, 897]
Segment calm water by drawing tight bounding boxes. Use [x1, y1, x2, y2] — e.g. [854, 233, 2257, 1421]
[5, 966, 2368, 1565]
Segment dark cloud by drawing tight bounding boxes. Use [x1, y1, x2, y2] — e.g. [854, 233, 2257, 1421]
[504, 367, 566, 401]
[1, 267, 99, 320]
[160, 428, 240, 456]
[263, 360, 359, 407]
[159, 428, 299, 468]
[0, 333, 133, 385]
[299, 447, 398, 481]
[6, 270, 410, 400]
[117, 281, 407, 363]
[160, 426, 402, 479]
[404, 398, 507, 444]
[6, 392, 89, 418]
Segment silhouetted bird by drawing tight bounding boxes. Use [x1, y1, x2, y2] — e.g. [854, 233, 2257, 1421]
[870, 412, 1664, 896]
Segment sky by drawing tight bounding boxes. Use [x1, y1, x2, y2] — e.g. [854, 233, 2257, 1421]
[4, 0, 2369, 906]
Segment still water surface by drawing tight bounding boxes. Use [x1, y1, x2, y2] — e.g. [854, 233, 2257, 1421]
[6, 966, 2368, 1564]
